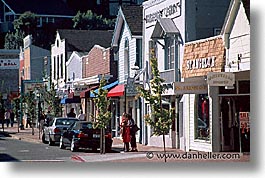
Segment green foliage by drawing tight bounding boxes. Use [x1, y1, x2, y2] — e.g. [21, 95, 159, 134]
[137, 49, 173, 136]
[24, 91, 36, 120]
[4, 11, 37, 49]
[73, 10, 115, 30]
[43, 83, 61, 117]
[92, 77, 111, 129]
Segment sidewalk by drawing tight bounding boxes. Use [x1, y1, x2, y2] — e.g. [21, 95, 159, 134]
[1, 123, 250, 162]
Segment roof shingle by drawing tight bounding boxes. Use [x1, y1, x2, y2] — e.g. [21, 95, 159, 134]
[58, 29, 113, 52]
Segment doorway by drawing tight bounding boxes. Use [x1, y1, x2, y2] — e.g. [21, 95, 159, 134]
[220, 95, 250, 152]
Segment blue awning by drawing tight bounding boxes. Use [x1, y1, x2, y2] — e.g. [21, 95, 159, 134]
[90, 80, 119, 97]
[60, 96, 81, 104]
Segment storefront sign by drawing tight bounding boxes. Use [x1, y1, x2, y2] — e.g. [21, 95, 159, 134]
[24, 82, 43, 94]
[174, 82, 208, 94]
[145, 0, 181, 24]
[0, 59, 19, 69]
[186, 56, 216, 70]
[239, 112, 250, 132]
[207, 72, 235, 86]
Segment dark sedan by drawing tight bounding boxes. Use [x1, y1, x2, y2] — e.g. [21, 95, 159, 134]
[59, 121, 113, 152]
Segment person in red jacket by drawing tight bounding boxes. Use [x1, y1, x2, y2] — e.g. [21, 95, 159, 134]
[120, 113, 130, 152]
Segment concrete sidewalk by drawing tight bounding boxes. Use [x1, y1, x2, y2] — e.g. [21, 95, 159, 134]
[1, 123, 250, 162]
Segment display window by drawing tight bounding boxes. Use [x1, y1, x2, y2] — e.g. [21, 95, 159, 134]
[194, 94, 210, 140]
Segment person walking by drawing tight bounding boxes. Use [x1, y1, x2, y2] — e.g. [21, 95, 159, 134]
[67, 108, 76, 118]
[128, 114, 139, 152]
[26, 113, 32, 128]
[10, 110, 15, 127]
[77, 110, 86, 121]
[120, 113, 131, 152]
[39, 111, 46, 131]
[4, 109, 10, 127]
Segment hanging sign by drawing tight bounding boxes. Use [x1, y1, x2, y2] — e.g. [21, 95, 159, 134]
[0, 59, 19, 69]
[207, 72, 235, 86]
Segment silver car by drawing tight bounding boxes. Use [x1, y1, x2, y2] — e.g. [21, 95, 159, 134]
[42, 117, 79, 146]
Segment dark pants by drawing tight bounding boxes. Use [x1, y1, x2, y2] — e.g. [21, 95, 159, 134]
[26, 119, 31, 128]
[130, 134, 137, 148]
[124, 142, 130, 152]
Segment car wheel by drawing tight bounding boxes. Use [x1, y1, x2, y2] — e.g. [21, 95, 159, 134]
[59, 136, 66, 149]
[70, 139, 78, 152]
[48, 134, 55, 146]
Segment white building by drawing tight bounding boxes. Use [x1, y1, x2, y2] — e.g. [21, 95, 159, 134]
[142, 0, 231, 149]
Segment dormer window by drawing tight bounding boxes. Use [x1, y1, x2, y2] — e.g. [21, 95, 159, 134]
[57, 40, 59, 47]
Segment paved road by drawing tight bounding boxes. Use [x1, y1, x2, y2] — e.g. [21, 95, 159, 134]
[0, 136, 76, 162]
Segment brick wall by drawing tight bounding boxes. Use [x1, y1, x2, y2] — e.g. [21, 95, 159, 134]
[82, 46, 117, 80]
[182, 37, 225, 79]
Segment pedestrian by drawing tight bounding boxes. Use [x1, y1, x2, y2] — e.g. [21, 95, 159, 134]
[26, 113, 32, 128]
[120, 113, 130, 152]
[128, 114, 139, 152]
[10, 110, 15, 127]
[0, 108, 5, 129]
[67, 108, 76, 118]
[77, 110, 86, 121]
[39, 111, 46, 131]
[4, 109, 10, 127]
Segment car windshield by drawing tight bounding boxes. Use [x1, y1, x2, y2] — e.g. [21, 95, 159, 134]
[55, 119, 77, 126]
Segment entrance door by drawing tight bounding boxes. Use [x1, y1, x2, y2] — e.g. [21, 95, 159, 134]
[220, 97, 239, 152]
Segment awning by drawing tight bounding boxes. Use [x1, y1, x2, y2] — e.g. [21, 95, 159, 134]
[90, 80, 119, 97]
[80, 86, 98, 98]
[151, 18, 180, 39]
[60, 96, 81, 104]
[107, 84, 125, 97]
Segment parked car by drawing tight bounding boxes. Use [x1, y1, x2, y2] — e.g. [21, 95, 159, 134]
[59, 121, 113, 152]
[42, 117, 79, 146]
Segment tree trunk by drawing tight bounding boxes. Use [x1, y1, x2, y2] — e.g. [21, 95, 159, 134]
[163, 132, 167, 162]
[100, 128, 106, 154]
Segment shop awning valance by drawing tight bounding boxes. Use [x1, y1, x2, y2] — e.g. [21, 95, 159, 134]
[60, 96, 81, 104]
[107, 84, 125, 97]
[90, 80, 119, 98]
[80, 86, 98, 98]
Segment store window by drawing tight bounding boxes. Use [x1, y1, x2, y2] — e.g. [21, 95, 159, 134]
[195, 94, 210, 141]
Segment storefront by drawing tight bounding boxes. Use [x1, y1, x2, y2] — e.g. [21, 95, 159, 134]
[182, 36, 227, 152]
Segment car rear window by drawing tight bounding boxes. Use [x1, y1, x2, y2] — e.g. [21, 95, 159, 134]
[81, 123, 93, 129]
[56, 119, 77, 126]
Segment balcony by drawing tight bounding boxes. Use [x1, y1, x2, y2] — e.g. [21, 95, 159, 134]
[160, 69, 175, 83]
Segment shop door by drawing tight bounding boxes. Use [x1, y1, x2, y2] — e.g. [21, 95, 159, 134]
[220, 97, 240, 152]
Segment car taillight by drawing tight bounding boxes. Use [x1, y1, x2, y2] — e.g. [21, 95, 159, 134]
[77, 132, 88, 138]
[54, 128, 60, 133]
[105, 133, 112, 139]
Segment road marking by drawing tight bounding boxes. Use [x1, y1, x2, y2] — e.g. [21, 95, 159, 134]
[18, 150, 29, 153]
[21, 160, 65, 162]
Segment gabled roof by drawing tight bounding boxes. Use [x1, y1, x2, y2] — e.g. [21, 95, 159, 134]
[121, 5, 143, 36]
[57, 29, 113, 52]
[151, 18, 180, 39]
[221, 0, 250, 35]
[2, 0, 75, 16]
[112, 5, 142, 47]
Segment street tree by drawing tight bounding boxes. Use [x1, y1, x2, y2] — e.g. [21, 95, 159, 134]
[43, 83, 61, 117]
[72, 10, 115, 30]
[24, 91, 36, 135]
[137, 49, 173, 162]
[92, 76, 111, 154]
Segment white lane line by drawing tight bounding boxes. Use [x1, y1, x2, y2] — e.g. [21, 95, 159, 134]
[21, 160, 65, 162]
[18, 150, 29, 153]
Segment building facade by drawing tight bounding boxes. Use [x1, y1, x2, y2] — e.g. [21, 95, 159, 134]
[142, 0, 230, 148]
[110, 5, 143, 139]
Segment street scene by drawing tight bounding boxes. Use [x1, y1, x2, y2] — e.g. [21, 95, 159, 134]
[0, 0, 250, 163]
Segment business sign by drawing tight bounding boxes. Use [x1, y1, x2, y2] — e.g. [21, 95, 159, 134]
[23, 81, 43, 94]
[126, 77, 138, 96]
[207, 72, 235, 86]
[0, 59, 19, 69]
[174, 82, 208, 95]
